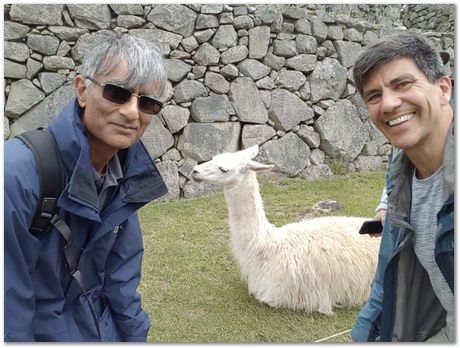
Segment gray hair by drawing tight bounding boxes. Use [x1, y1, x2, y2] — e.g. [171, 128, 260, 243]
[353, 31, 448, 96]
[79, 32, 168, 96]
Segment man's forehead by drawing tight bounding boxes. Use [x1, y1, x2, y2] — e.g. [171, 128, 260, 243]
[363, 58, 420, 87]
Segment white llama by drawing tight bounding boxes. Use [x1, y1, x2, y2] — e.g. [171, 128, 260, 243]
[192, 145, 380, 315]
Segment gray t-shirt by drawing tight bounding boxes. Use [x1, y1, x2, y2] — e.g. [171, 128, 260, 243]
[411, 167, 454, 342]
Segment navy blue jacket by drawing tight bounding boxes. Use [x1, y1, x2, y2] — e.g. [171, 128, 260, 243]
[4, 100, 167, 341]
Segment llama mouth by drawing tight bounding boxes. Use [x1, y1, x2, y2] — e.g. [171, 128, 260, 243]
[191, 173, 203, 182]
[387, 113, 414, 127]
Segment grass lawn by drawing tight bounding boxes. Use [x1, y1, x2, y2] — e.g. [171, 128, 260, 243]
[138, 170, 386, 343]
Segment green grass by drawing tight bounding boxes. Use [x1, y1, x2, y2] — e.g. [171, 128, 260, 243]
[138, 170, 386, 343]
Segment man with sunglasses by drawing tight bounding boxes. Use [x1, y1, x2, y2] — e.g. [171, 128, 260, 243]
[5, 33, 168, 341]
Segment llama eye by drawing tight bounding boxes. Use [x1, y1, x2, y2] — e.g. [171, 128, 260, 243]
[219, 167, 229, 173]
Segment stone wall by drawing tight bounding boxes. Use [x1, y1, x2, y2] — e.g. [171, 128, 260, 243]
[4, 4, 455, 199]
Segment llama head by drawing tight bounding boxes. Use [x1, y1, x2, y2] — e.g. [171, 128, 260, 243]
[192, 145, 274, 187]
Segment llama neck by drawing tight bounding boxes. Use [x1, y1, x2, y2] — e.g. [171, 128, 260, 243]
[224, 171, 271, 246]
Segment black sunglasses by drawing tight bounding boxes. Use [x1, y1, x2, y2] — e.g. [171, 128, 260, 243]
[85, 77, 162, 115]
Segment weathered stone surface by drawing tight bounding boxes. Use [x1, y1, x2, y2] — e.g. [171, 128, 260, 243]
[43, 56, 75, 71]
[4, 42, 29, 63]
[27, 34, 60, 56]
[195, 14, 219, 30]
[156, 160, 180, 200]
[275, 69, 307, 92]
[302, 164, 333, 180]
[4, 117, 11, 140]
[10, 4, 64, 25]
[38, 72, 67, 95]
[117, 15, 146, 29]
[220, 45, 248, 65]
[333, 40, 363, 68]
[220, 64, 239, 80]
[109, 4, 144, 15]
[193, 43, 220, 66]
[285, 54, 317, 73]
[204, 72, 230, 94]
[201, 4, 223, 14]
[237, 59, 271, 81]
[314, 100, 368, 162]
[295, 18, 312, 34]
[26, 58, 43, 80]
[5, 79, 45, 118]
[295, 34, 318, 54]
[147, 4, 197, 37]
[229, 77, 268, 124]
[309, 148, 326, 165]
[212, 25, 238, 49]
[174, 80, 207, 103]
[297, 125, 321, 148]
[310, 17, 329, 42]
[258, 132, 311, 176]
[177, 122, 241, 162]
[309, 57, 347, 102]
[67, 4, 111, 30]
[234, 15, 254, 30]
[194, 29, 215, 43]
[48, 26, 89, 41]
[5, 59, 27, 79]
[248, 26, 270, 59]
[181, 36, 199, 52]
[190, 95, 231, 123]
[273, 39, 297, 57]
[130, 28, 182, 50]
[269, 89, 314, 131]
[4, 21, 31, 40]
[164, 59, 192, 83]
[142, 115, 175, 159]
[242, 124, 276, 148]
[263, 52, 285, 71]
[350, 155, 385, 172]
[9, 83, 75, 137]
[161, 105, 189, 134]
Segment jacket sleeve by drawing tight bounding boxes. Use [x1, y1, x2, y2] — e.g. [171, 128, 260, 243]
[352, 212, 394, 341]
[4, 139, 42, 342]
[102, 212, 150, 342]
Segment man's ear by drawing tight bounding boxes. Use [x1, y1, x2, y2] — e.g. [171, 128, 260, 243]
[438, 76, 452, 106]
[75, 75, 88, 108]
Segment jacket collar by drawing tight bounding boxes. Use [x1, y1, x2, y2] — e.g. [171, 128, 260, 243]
[388, 121, 455, 229]
[48, 99, 167, 220]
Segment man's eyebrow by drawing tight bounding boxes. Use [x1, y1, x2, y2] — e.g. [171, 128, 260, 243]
[389, 73, 416, 85]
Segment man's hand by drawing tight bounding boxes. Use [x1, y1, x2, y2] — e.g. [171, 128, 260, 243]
[370, 209, 387, 237]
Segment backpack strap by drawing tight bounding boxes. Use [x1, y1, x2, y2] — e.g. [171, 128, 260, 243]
[16, 129, 85, 284]
[16, 129, 67, 237]
[16, 129, 102, 338]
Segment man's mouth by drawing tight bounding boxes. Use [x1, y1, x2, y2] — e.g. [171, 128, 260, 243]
[387, 113, 414, 127]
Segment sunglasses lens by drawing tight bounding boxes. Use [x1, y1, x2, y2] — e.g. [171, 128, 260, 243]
[102, 84, 132, 104]
[139, 96, 162, 114]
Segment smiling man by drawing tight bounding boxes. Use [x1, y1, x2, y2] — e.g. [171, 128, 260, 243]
[5, 33, 168, 341]
[351, 31, 454, 342]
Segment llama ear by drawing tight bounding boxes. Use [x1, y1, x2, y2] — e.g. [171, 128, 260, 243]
[241, 145, 259, 159]
[247, 160, 274, 173]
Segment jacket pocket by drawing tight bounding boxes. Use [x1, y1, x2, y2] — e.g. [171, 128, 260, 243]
[98, 302, 122, 342]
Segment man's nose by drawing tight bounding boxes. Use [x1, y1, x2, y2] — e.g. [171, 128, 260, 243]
[381, 90, 402, 112]
[119, 95, 140, 119]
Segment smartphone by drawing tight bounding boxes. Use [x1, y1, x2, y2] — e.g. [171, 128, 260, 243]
[359, 220, 383, 235]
